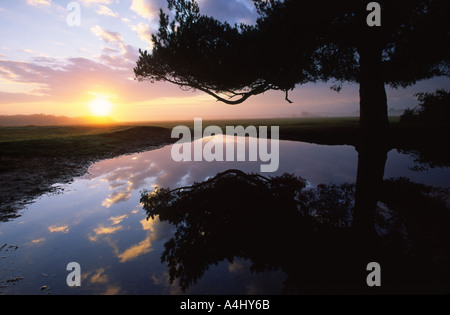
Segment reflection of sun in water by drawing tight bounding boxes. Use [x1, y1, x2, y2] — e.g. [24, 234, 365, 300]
[90, 98, 112, 116]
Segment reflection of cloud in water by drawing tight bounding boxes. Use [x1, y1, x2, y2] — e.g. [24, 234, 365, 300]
[89, 268, 109, 284]
[31, 237, 45, 244]
[226, 259, 286, 295]
[88, 210, 136, 242]
[109, 213, 135, 225]
[87, 205, 173, 264]
[85, 138, 358, 208]
[228, 260, 246, 273]
[87, 158, 161, 207]
[83, 267, 122, 295]
[102, 191, 132, 208]
[151, 271, 183, 295]
[117, 234, 152, 263]
[48, 224, 69, 233]
[93, 225, 123, 236]
[117, 217, 173, 263]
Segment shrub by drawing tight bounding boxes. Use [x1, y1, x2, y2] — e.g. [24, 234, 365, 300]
[400, 89, 450, 124]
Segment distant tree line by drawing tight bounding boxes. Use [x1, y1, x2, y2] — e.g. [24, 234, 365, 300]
[0, 114, 114, 126]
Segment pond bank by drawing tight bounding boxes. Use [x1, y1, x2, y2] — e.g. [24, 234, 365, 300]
[0, 126, 176, 221]
[1, 120, 449, 221]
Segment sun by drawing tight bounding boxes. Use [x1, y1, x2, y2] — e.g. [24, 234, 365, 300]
[89, 98, 113, 117]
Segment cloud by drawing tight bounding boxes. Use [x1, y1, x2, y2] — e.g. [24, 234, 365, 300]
[96, 4, 119, 18]
[130, 0, 158, 19]
[0, 45, 196, 120]
[90, 25, 138, 63]
[0, 57, 118, 101]
[26, 0, 52, 7]
[0, 59, 54, 96]
[197, 0, 257, 25]
[80, 0, 111, 6]
[91, 25, 123, 43]
[0, 56, 132, 102]
[130, 23, 153, 49]
[89, 25, 139, 71]
[17, 49, 36, 54]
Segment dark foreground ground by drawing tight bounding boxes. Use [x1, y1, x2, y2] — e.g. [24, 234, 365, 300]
[1, 117, 448, 221]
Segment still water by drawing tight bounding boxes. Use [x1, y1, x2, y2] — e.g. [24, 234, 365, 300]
[1, 137, 449, 294]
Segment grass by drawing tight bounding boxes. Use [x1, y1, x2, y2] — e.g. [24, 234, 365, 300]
[0, 116, 404, 158]
[0, 125, 129, 143]
[0, 125, 177, 178]
[0, 125, 168, 157]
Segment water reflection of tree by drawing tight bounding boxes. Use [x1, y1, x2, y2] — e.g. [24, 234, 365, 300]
[141, 163, 450, 294]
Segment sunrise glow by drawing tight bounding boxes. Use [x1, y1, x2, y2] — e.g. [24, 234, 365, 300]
[0, 1, 447, 121]
[90, 98, 113, 117]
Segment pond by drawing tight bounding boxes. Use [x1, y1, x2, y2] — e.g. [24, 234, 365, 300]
[1, 136, 449, 294]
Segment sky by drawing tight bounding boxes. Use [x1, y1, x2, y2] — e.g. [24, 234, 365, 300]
[0, 0, 449, 122]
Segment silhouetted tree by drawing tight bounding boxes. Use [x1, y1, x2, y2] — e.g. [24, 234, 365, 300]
[141, 169, 450, 293]
[134, 0, 449, 131]
[401, 89, 450, 124]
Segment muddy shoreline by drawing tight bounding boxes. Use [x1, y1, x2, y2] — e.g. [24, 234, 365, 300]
[0, 126, 176, 222]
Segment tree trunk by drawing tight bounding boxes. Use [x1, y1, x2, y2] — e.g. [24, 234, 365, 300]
[358, 45, 389, 132]
[352, 143, 389, 237]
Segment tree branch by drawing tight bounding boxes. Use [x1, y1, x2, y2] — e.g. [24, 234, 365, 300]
[163, 77, 273, 105]
[285, 89, 293, 104]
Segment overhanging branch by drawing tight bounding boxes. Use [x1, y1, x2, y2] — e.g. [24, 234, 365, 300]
[196, 85, 271, 105]
[162, 77, 274, 105]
